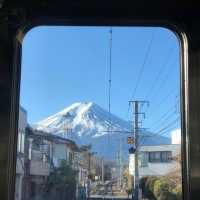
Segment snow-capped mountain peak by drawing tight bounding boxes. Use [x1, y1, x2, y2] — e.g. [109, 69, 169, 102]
[33, 101, 171, 159]
[34, 102, 130, 138]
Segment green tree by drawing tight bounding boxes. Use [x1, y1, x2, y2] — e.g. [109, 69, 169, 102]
[44, 160, 78, 200]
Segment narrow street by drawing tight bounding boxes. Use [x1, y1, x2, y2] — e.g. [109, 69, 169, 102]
[89, 195, 131, 200]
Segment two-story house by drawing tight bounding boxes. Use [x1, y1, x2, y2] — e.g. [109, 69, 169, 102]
[138, 144, 181, 177]
[15, 106, 27, 200]
[25, 127, 82, 199]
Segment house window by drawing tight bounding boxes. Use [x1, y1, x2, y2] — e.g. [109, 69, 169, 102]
[149, 151, 172, 163]
[140, 152, 148, 167]
[69, 152, 73, 165]
[17, 131, 25, 153]
[161, 151, 172, 162]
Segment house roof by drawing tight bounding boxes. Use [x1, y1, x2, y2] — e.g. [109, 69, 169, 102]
[26, 126, 79, 152]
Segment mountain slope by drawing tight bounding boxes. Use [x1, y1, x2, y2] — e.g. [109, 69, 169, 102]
[33, 102, 170, 159]
[35, 102, 130, 137]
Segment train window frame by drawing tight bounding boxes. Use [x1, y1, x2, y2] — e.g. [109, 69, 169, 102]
[7, 19, 189, 200]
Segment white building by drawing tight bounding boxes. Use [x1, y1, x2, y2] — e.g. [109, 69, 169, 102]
[25, 128, 80, 199]
[171, 129, 181, 145]
[129, 144, 181, 178]
[15, 106, 27, 200]
[138, 144, 180, 177]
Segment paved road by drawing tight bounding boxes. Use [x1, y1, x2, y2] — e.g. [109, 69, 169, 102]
[89, 194, 132, 200]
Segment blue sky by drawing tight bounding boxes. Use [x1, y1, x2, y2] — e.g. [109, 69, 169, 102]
[20, 26, 180, 134]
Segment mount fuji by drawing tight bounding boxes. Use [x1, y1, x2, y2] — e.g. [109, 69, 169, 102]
[33, 102, 171, 159]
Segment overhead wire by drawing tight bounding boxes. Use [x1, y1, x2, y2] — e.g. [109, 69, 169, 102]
[142, 46, 178, 126]
[143, 45, 175, 101]
[145, 116, 180, 139]
[149, 98, 180, 131]
[149, 59, 176, 100]
[148, 107, 177, 129]
[138, 116, 180, 146]
[144, 60, 177, 117]
[133, 35, 180, 150]
[131, 30, 155, 100]
[150, 111, 179, 132]
[145, 91, 179, 128]
[107, 27, 113, 154]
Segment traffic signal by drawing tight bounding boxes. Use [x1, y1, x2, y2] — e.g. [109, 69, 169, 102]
[129, 147, 136, 154]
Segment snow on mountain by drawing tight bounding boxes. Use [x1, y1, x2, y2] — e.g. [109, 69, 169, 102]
[33, 102, 170, 159]
[35, 102, 130, 138]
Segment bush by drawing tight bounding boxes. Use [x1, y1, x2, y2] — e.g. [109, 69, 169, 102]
[172, 184, 182, 200]
[143, 177, 157, 199]
[154, 178, 170, 198]
[157, 191, 177, 200]
[153, 179, 162, 198]
[140, 177, 148, 191]
[44, 160, 78, 200]
[148, 178, 157, 194]
[140, 176, 182, 200]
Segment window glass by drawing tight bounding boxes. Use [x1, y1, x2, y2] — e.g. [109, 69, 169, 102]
[17, 26, 182, 200]
[161, 151, 172, 162]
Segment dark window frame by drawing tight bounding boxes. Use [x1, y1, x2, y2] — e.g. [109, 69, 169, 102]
[149, 151, 172, 163]
[0, 3, 195, 199]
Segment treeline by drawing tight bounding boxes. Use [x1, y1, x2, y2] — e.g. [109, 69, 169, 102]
[140, 176, 182, 200]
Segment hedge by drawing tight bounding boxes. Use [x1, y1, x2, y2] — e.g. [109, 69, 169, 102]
[140, 176, 182, 200]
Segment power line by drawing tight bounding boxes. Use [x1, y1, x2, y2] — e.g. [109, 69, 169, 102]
[147, 91, 179, 121]
[125, 103, 131, 122]
[106, 27, 113, 155]
[145, 116, 180, 138]
[139, 123, 178, 147]
[149, 107, 175, 127]
[150, 109, 178, 131]
[143, 45, 175, 100]
[144, 65, 178, 117]
[108, 27, 112, 123]
[131, 31, 155, 99]
[149, 59, 177, 101]
[139, 116, 180, 146]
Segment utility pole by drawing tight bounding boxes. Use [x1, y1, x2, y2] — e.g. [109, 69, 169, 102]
[87, 151, 97, 199]
[129, 100, 149, 200]
[119, 138, 122, 190]
[102, 157, 104, 183]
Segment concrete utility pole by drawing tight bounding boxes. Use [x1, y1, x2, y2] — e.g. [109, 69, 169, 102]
[102, 157, 104, 183]
[129, 101, 149, 200]
[119, 138, 122, 190]
[87, 151, 97, 199]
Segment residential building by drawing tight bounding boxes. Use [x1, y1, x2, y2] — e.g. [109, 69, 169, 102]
[25, 127, 85, 199]
[171, 129, 181, 145]
[138, 144, 180, 177]
[15, 106, 27, 200]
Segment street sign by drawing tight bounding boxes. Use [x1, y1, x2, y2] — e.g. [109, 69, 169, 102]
[127, 136, 134, 144]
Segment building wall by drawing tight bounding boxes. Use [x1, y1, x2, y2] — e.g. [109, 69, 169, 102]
[15, 106, 27, 200]
[139, 144, 181, 177]
[129, 144, 181, 178]
[15, 175, 23, 200]
[139, 161, 178, 177]
[18, 107, 27, 131]
[52, 143, 75, 167]
[16, 157, 24, 174]
[171, 129, 181, 144]
[18, 107, 27, 154]
[30, 160, 50, 176]
[139, 144, 180, 157]
[52, 143, 67, 167]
